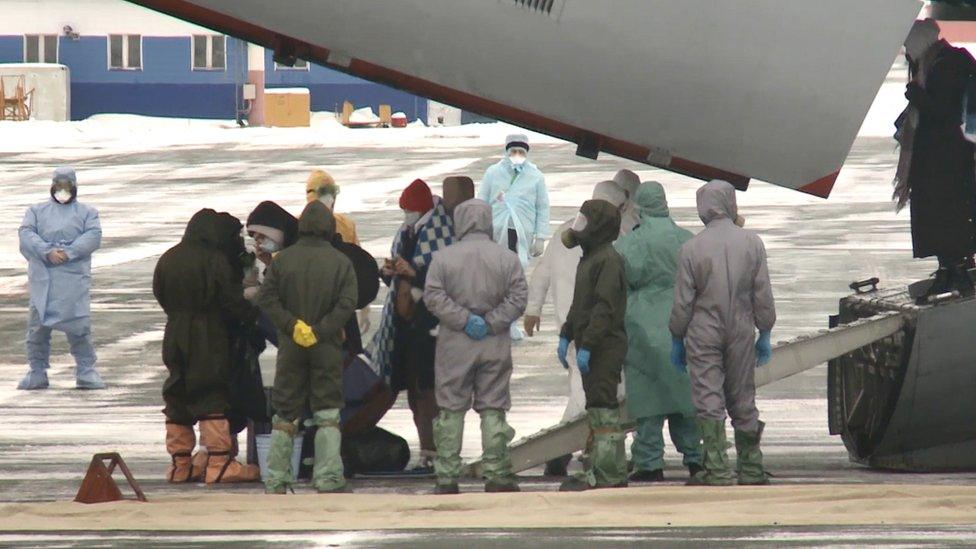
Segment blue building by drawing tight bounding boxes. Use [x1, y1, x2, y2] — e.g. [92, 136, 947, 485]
[0, 0, 426, 121]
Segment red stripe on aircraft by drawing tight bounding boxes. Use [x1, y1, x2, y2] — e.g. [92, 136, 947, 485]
[127, 0, 753, 191]
[798, 171, 839, 198]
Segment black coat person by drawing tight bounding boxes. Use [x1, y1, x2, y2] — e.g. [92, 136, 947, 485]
[895, 25, 976, 296]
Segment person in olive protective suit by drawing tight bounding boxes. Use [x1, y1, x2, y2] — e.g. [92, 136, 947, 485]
[258, 200, 358, 494]
[556, 199, 629, 492]
[153, 209, 261, 484]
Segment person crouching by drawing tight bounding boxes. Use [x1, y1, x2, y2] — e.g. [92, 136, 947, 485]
[258, 201, 358, 494]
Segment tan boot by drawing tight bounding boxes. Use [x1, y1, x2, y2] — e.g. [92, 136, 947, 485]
[188, 450, 208, 483]
[198, 416, 260, 484]
[165, 422, 196, 483]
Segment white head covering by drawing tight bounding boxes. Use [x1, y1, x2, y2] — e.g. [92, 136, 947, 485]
[612, 169, 640, 199]
[505, 133, 530, 152]
[905, 19, 940, 62]
[591, 180, 628, 208]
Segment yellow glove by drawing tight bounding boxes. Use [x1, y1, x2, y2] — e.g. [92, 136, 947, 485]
[292, 320, 318, 348]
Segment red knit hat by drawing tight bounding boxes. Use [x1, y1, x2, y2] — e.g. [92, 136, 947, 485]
[399, 178, 434, 213]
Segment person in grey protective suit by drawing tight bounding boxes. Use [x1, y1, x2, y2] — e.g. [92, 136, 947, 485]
[423, 199, 528, 495]
[669, 179, 776, 486]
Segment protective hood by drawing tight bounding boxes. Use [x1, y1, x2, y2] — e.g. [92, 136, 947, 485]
[592, 180, 628, 208]
[696, 180, 738, 225]
[181, 208, 220, 247]
[298, 199, 336, 239]
[247, 200, 299, 247]
[50, 166, 78, 204]
[636, 181, 670, 218]
[453, 198, 493, 240]
[563, 199, 621, 253]
[214, 212, 245, 255]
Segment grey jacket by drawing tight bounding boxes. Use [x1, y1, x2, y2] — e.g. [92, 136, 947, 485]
[669, 180, 776, 343]
[425, 199, 528, 362]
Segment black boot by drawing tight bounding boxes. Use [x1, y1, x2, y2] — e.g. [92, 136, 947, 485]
[954, 262, 974, 297]
[688, 463, 703, 478]
[629, 469, 665, 483]
[544, 454, 572, 477]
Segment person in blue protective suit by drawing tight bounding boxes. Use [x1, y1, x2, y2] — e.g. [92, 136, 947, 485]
[669, 180, 776, 486]
[17, 167, 104, 390]
[478, 134, 550, 340]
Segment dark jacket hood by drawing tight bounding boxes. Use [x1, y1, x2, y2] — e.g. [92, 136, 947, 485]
[453, 199, 493, 240]
[182, 208, 220, 247]
[565, 199, 621, 254]
[298, 200, 336, 240]
[246, 201, 299, 247]
[696, 180, 738, 225]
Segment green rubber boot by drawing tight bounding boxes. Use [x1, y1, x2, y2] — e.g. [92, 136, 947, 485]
[265, 415, 299, 494]
[480, 409, 519, 492]
[735, 420, 770, 485]
[687, 418, 734, 486]
[560, 407, 628, 491]
[312, 409, 348, 493]
[433, 409, 466, 493]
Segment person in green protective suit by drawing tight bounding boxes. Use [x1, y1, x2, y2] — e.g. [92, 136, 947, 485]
[614, 182, 702, 483]
[257, 200, 358, 494]
[557, 199, 629, 492]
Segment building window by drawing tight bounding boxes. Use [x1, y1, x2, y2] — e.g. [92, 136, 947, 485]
[24, 35, 58, 63]
[275, 58, 309, 71]
[192, 35, 226, 70]
[109, 35, 142, 70]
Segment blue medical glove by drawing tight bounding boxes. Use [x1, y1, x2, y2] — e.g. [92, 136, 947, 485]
[464, 314, 488, 340]
[671, 337, 687, 373]
[557, 337, 570, 369]
[576, 348, 591, 376]
[755, 330, 772, 366]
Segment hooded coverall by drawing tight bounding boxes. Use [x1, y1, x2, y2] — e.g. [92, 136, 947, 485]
[154, 209, 260, 483]
[424, 199, 528, 489]
[669, 180, 776, 485]
[526, 181, 632, 423]
[18, 182, 102, 390]
[258, 200, 358, 492]
[614, 182, 701, 475]
[560, 199, 628, 489]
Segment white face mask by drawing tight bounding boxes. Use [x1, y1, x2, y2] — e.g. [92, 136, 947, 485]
[509, 153, 527, 166]
[54, 190, 72, 204]
[403, 211, 421, 226]
[318, 195, 336, 210]
[259, 239, 280, 254]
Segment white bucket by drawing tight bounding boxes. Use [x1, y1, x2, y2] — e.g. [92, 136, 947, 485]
[255, 433, 303, 481]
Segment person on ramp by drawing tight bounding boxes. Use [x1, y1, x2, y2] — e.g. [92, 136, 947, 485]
[258, 201, 358, 494]
[424, 199, 528, 494]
